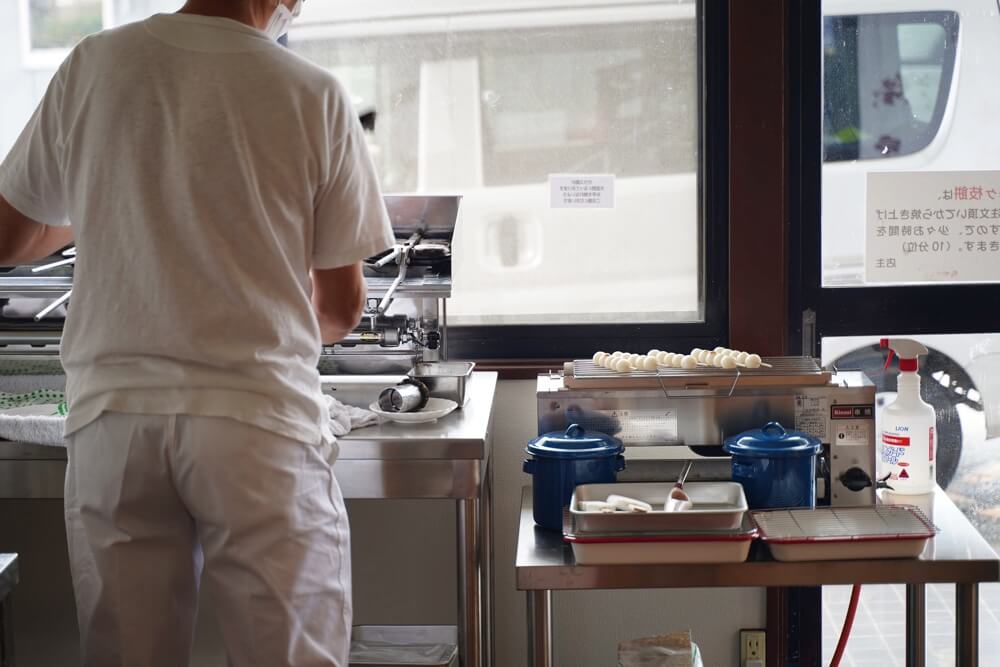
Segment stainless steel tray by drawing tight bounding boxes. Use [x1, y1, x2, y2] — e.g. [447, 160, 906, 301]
[410, 361, 475, 407]
[350, 625, 457, 667]
[563, 515, 758, 565]
[570, 482, 748, 533]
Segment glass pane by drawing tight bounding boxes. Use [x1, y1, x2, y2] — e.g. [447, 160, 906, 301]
[291, 2, 701, 326]
[823, 332, 1000, 644]
[28, 0, 103, 50]
[819, 7, 989, 287]
[2, 1, 178, 155]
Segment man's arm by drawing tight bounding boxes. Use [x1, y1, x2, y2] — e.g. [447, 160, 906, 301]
[311, 262, 367, 345]
[0, 196, 73, 266]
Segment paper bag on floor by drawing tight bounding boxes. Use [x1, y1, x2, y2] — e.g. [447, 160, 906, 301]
[618, 630, 701, 667]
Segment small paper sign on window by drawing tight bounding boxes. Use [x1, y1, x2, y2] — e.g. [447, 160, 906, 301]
[549, 174, 615, 209]
[866, 171, 1000, 284]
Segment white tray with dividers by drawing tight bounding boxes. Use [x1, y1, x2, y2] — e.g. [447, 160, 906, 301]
[751, 505, 936, 562]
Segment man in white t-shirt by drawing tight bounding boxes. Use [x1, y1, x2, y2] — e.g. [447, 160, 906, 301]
[0, 0, 395, 664]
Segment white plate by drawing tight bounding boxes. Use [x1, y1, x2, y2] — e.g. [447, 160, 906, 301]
[368, 397, 458, 423]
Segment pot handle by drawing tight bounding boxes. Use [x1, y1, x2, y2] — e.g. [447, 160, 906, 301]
[523, 459, 536, 474]
[615, 454, 626, 472]
[762, 421, 788, 438]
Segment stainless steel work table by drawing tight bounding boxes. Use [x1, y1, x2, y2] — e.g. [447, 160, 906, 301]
[336, 371, 498, 667]
[516, 487, 1000, 667]
[0, 372, 497, 667]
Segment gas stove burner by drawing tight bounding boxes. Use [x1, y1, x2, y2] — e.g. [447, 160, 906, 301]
[365, 239, 451, 277]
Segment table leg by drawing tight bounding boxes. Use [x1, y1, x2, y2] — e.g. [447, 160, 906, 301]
[0, 594, 13, 667]
[457, 498, 482, 667]
[906, 584, 926, 667]
[481, 462, 495, 667]
[956, 583, 979, 667]
[527, 590, 552, 667]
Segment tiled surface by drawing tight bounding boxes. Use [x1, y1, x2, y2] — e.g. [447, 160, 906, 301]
[821, 583, 1000, 666]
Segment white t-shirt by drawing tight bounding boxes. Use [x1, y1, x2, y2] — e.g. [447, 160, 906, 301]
[0, 14, 394, 445]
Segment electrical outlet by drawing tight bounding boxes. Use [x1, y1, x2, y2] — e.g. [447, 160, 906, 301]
[739, 629, 766, 666]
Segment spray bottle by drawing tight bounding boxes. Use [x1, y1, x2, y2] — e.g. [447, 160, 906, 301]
[879, 338, 936, 495]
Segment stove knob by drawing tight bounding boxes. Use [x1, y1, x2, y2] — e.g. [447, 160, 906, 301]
[839, 467, 873, 492]
[426, 331, 441, 350]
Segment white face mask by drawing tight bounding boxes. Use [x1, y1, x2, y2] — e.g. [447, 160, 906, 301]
[263, 0, 303, 41]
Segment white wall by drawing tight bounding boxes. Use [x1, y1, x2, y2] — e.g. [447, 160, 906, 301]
[2, 380, 765, 665]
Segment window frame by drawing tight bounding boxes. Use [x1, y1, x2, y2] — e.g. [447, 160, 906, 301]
[18, 0, 113, 70]
[791, 4, 1000, 355]
[448, 0, 729, 360]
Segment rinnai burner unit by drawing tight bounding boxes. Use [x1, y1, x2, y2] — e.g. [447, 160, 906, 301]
[319, 194, 461, 375]
[537, 357, 877, 507]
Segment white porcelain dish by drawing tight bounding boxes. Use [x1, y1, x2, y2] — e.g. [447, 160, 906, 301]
[368, 397, 458, 423]
[570, 482, 748, 533]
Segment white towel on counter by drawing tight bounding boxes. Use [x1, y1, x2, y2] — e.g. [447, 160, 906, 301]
[0, 408, 66, 447]
[325, 394, 379, 437]
[0, 395, 379, 447]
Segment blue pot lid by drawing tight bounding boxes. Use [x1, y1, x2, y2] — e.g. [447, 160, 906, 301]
[723, 421, 822, 458]
[526, 424, 623, 460]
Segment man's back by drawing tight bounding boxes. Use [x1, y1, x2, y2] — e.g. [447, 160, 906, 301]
[27, 14, 393, 443]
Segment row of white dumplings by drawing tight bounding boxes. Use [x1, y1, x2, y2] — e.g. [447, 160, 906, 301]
[591, 347, 766, 373]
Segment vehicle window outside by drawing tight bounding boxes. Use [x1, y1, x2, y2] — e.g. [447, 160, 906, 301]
[823, 12, 955, 163]
[290, 2, 701, 326]
[27, 0, 103, 50]
[821, 8, 967, 287]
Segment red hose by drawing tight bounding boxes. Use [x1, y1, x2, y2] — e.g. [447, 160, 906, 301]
[830, 584, 862, 667]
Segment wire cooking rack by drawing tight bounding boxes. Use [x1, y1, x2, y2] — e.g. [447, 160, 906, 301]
[751, 505, 936, 542]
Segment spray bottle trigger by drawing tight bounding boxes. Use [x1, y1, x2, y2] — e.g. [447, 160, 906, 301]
[876, 472, 895, 491]
[883, 348, 895, 371]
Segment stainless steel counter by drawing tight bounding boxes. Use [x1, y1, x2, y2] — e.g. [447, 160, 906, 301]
[516, 486, 1000, 667]
[334, 372, 495, 501]
[0, 372, 498, 667]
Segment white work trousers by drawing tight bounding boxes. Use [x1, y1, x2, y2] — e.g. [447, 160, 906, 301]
[64, 412, 352, 667]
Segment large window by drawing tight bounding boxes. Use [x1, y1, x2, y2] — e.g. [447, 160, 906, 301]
[0, 0, 727, 359]
[290, 1, 707, 329]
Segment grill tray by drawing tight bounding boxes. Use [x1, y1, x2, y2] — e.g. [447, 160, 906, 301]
[565, 356, 831, 389]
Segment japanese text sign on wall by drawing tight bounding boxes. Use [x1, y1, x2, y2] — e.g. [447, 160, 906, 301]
[549, 174, 615, 209]
[867, 171, 1000, 284]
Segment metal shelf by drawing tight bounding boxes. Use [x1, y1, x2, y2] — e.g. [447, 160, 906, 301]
[365, 275, 452, 299]
[0, 276, 452, 299]
[0, 277, 73, 299]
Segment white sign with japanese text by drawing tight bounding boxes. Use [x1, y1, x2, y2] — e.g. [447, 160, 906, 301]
[866, 171, 1000, 284]
[549, 173, 615, 209]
